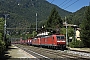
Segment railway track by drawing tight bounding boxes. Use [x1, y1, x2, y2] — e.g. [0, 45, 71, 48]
[15, 44, 90, 60]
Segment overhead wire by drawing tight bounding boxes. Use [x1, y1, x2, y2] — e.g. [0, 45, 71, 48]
[61, 0, 72, 7]
[51, 0, 54, 4]
[59, 0, 68, 6]
[64, 0, 79, 9]
[48, 0, 79, 10]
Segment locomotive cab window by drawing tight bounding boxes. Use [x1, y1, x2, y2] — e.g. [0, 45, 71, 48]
[57, 36, 64, 40]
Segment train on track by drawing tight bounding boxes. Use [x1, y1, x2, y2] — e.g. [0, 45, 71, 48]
[12, 34, 66, 50]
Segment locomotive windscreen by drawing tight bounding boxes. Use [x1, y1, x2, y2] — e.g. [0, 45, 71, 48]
[56, 36, 64, 40]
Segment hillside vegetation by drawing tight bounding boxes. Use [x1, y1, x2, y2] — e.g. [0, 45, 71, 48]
[0, 0, 71, 28]
[67, 6, 87, 26]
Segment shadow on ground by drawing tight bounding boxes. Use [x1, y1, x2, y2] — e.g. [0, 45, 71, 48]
[0, 46, 17, 60]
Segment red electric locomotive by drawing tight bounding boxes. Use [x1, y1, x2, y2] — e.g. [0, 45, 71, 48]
[31, 34, 66, 50]
[41, 34, 66, 49]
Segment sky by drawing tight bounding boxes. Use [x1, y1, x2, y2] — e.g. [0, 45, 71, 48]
[46, 0, 90, 12]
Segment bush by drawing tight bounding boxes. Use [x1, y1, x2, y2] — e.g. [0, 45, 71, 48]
[0, 40, 5, 54]
[69, 40, 84, 48]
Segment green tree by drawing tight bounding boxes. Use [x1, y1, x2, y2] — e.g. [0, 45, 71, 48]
[67, 27, 74, 37]
[80, 6, 90, 47]
[0, 18, 5, 54]
[46, 7, 63, 31]
[0, 18, 4, 32]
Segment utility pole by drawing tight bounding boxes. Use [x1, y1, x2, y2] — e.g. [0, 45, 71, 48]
[4, 14, 9, 41]
[73, 25, 77, 44]
[65, 16, 68, 46]
[36, 13, 37, 31]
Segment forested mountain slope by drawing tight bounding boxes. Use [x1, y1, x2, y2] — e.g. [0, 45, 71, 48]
[0, 0, 72, 28]
[67, 6, 87, 26]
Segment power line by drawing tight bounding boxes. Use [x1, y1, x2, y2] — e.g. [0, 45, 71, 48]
[6, 28, 40, 30]
[51, 0, 54, 4]
[64, 0, 79, 9]
[61, 0, 72, 7]
[59, 0, 68, 6]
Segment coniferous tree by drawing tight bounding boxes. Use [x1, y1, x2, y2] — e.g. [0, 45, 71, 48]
[80, 6, 90, 47]
[46, 7, 63, 29]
